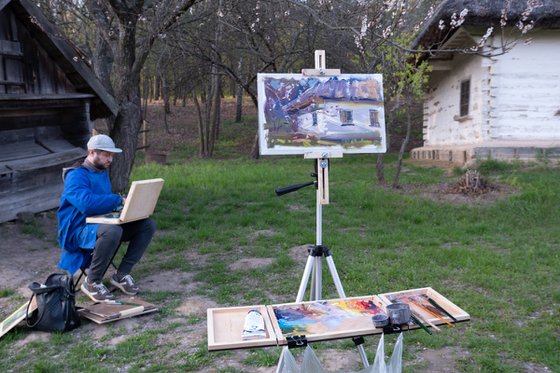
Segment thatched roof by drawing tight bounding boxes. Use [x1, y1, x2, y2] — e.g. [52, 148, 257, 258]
[0, 0, 118, 118]
[413, 0, 560, 50]
[284, 78, 382, 113]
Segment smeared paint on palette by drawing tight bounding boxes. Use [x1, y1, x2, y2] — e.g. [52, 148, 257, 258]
[272, 299, 385, 336]
[386, 291, 452, 320]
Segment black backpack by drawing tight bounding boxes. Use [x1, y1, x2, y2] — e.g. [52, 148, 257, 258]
[26, 273, 81, 332]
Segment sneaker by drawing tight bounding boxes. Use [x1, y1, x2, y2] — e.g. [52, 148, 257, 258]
[110, 273, 139, 295]
[81, 277, 115, 302]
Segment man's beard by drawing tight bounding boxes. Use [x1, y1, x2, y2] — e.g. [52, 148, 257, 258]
[92, 158, 108, 170]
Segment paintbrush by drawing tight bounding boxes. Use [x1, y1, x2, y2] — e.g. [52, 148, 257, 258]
[410, 299, 455, 327]
[422, 294, 458, 322]
[410, 313, 433, 335]
[408, 304, 441, 332]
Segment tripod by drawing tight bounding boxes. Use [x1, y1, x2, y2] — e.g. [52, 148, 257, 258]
[275, 157, 369, 372]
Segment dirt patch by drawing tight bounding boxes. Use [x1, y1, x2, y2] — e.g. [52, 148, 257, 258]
[287, 204, 311, 212]
[229, 258, 274, 271]
[318, 349, 364, 371]
[176, 296, 219, 316]
[289, 244, 313, 263]
[394, 182, 517, 205]
[521, 362, 553, 372]
[0, 212, 60, 302]
[409, 346, 471, 372]
[13, 331, 51, 348]
[249, 229, 277, 240]
[142, 270, 199, 293]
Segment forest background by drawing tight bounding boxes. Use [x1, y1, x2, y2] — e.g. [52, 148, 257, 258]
[33, 0, 538, 190]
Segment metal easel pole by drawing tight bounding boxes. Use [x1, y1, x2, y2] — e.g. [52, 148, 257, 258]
[276, 158, 369, 372]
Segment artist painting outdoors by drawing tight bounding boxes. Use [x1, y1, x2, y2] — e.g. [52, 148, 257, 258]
[57, 135, 156, 302]
[1, 0, 559, 371]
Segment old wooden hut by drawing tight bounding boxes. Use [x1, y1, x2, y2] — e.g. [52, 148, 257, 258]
[0, 0, 117, 223]
[410, 0, 560, 166]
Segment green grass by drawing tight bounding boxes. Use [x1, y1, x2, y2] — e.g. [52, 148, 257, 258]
[1, 118, 559, 372]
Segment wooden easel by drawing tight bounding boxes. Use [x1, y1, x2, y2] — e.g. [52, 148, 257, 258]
[275, 51, 370, 372]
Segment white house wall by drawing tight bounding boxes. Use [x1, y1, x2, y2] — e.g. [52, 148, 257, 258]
[489, 30, 560, 142]
[423, 53, 486, 146]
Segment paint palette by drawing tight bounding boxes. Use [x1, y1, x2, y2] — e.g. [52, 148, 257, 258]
[269, 296, 386, 345]
[207, 287, 470, 351]
[378, 287, 470, 326]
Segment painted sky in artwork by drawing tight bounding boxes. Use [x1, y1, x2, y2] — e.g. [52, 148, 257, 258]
[257, 73, 387, 155]
[272, 299, 385, 337]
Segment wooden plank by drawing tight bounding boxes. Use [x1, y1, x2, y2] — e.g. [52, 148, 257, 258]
[86, 178, 164, 225]
[207, 305, 277, 351]
[0, 297, 37, 339]
[12, 0, 118, 116]
[0, 93, 96, 102]
[207, 289, 470, 351]
[0, 80, 25, 86]
[0, 0, 10, 13]
[36, 139, 79, 153]
[78, 297, 158, 324]
[0, 140, 49, 162]
[4, 148, 84, 171]
[0, 183, 61, 223]
[0, 40, 22, 56]
[378, 287, 470, 325]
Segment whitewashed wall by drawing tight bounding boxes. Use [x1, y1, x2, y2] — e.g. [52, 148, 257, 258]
[490, 30, 560, 141]
[423, 29, 560, 147]
[423, 53, 486, 146]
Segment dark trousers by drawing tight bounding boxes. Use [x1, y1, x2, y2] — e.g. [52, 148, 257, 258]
[87, 218, 156, 283]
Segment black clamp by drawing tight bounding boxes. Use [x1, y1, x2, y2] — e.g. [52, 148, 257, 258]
[309, 245, 331, 257]
[352, 336, 365, 346]
[382, 323, 410, 335]
[287, 335, 308, 349]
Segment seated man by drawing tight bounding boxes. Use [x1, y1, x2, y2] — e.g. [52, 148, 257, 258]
[57, 134, 156, 302]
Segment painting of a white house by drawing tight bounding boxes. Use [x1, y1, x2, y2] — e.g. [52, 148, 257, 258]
[258, 73, 387, 155]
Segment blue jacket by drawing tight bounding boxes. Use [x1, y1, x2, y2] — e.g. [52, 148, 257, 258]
[57, 166, 122, 274]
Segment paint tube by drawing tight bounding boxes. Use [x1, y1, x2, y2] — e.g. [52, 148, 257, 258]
[242, 309, 266, 339]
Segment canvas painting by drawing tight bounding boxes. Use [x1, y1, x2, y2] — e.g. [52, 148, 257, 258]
[258, 73, 386, 155]
[272, 298, 385, 337]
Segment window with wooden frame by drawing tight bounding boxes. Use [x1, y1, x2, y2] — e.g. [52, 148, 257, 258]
[340, 109, 353, 125]
[459, 79, 470, 117]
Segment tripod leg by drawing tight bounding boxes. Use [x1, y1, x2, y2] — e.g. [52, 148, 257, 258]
[276, 349, 286, 373]
[325, 255, 346, 298]
[297, 254, 315, 302]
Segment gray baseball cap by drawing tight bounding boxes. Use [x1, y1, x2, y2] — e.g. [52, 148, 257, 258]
[87, 134, 122, 153]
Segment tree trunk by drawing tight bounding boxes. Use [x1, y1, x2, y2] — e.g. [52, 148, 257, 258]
[376, 154, 385, 185]
[106, 9, 142, 192]
[210, 69, 221, 153]
[235, 56, 244, 123]
[193, 91, 206, 156]
[250, 132, 260, 159]
[377, 105, 394, 185]
[86, 0, 197, 190]
[393, 110, 412, 189]
[162, 74, 171, 114]
[109, 90, 142, 192]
